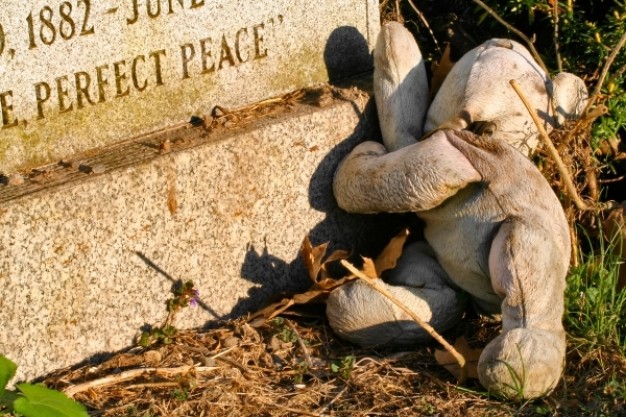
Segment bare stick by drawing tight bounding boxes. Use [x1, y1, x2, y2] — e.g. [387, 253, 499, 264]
[509, 79, 589, 211]
[584, 30, 626, 115]
[339, 259, 468, 384]
[406, 0, 442, 54]
[64, 365, 218, 398]
[553, 1, 563, 73]
[472, 0, 549, 74]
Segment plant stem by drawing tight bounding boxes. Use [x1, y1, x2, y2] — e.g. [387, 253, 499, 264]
[471, 0, 549, 74]
[585, 30, 626, 114]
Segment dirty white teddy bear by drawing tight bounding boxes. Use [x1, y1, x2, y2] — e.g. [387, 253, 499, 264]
[326, 22, 588, 399]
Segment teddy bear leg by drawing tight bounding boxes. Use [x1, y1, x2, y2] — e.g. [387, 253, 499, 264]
[374, 22, 429, 151]
[478, 220, 569, 399]
[326, 242, 466, 347]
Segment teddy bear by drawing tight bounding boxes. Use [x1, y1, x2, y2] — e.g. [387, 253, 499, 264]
[326, 21, 587, 399]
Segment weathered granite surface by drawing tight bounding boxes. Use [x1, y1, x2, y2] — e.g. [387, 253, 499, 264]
[0, 84, 407, 383]
[0, 0, 378, 173]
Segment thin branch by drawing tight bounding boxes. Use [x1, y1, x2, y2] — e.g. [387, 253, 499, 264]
[553, 1, 563, 73]
[406, 0, 442, 54]
[339, 259, 468, 384]
[585, 30, 626, 114]
[471, 0, 549, 74]
[63, 365, 218, 398]
[509, 79, 589, 211]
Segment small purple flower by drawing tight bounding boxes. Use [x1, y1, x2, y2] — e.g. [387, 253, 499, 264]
[189, 289, 200, 307]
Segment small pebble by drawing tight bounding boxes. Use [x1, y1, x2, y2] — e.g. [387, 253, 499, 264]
[90, 164, 106, 174]
[7, 174, 24, 186]
[143, 350, 162, 365]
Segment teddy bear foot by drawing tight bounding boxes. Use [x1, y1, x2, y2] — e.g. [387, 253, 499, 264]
[478, 327, 566, 400]
[326, 278, 466, 347]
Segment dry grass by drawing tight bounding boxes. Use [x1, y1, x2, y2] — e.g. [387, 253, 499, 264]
[38, 313, 625, 417]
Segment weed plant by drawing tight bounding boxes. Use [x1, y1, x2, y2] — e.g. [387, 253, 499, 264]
[566, 229, 626, 352]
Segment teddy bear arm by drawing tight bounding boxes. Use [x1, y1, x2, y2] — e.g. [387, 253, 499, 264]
[374, 22, 429, 151]
[333, 132, 482, 214]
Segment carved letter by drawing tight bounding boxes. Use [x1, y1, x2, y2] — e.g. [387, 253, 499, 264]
[235, 27, 250, 63]
[113, 60, 130, 97]
[180, 43, 195, 79]
[56, 75, 74, 113]
[253, 23, 268, 60]
[167, 0, 183, 13]
[190, 0, 205, 9]
[199, 37, 215, 73]
[218, 34, 235, 69]
[0, 91, 19, 128]
[34, 82, 51, 119]
[146, 0, 160, 18]
[127, 0, 139, 24]
[96, 64, 109, 103]
[131, 55, 148, 92]
[75, 71, 96, 109]
[150, 49, 167, 86]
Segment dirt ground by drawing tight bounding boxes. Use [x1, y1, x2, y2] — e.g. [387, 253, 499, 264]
[40, 312, 625, 416]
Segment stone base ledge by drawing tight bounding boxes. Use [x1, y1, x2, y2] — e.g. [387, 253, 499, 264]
[0, 76, 403, 382]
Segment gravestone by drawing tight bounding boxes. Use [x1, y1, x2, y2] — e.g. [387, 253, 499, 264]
[0, 0, 387, 383]
[0, 0, 377, 173]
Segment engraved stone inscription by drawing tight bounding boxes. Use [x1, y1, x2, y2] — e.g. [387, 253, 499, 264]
[0, 0, 377, 173]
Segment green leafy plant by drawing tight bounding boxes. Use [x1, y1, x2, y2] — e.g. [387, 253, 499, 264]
[330, 355, 356, 380]
[139, 280, 199, 347]
[170, 388, 190, 401]
[269, 317, 299, 343]
[293, 361, 308, 385]
[0, 355, 88, 417]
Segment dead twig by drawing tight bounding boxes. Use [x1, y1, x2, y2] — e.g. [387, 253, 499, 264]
[553, 0, 563, 73]
[63, 365, 218, 398]
[472, 0, 549, 74]
[585, 30, 626, 115]
[339, 259, 468, 384]
[406, 0, 442, 55]
[509, 79, 590, 211]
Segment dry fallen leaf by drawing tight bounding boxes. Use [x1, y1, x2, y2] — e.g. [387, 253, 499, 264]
[251, 231, 410, 321]
[434, 336, 482, 380]
[361, 257, 378, 279]
[374, 228, 409, 276]
[430, 43, 455, 98]
[300, 236, 329, 283]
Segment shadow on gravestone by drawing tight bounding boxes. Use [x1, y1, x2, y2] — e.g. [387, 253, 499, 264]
[233, 99, 406, 321]
[231, 27, 416, 321]
[324, 26, 373, 80]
